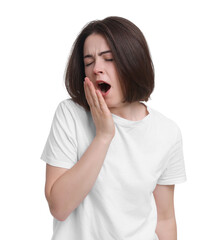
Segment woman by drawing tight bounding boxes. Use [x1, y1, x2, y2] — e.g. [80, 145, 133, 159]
[41, 16, 186, 240]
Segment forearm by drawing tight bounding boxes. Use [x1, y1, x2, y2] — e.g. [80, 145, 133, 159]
[48, 136, 112, 221]
[155, 216, 177, 240]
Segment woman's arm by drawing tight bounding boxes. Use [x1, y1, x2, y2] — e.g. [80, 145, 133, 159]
[153, 184, 177, 240]
[45, 135, 112, 221]
[45, 77, 115, 221]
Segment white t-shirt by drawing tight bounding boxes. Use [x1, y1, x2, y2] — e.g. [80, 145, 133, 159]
[40, 98, 186, 240]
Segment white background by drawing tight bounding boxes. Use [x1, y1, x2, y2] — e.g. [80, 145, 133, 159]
[0, 0, 220, 239]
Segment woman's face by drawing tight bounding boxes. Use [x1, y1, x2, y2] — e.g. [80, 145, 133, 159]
[83, 33, 124, 109]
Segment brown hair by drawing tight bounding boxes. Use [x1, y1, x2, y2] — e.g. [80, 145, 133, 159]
[65, 16, 154, 111]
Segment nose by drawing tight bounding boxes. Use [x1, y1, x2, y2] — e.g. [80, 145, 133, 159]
[93, 59, 104, 75]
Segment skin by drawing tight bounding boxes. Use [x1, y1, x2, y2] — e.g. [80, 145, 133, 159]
[153, 185, 177, 240]
[44, 33, 177, 239]
[83, 33, 148, 121]
[83, 76, 115, 139]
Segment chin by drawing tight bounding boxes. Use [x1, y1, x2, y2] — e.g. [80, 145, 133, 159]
[105, 100, 120, 109]
[104, 99, 114, 108]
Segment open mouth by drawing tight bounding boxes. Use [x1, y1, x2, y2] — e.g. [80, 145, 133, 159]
[97, 82, 111, 93]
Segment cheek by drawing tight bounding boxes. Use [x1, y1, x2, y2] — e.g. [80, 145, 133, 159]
[84, 67, 92, 77]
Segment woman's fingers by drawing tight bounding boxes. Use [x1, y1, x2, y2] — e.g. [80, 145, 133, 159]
[95, 89, 109, 114]
[84, 77, 110, 115]
[84, 77, 99, 108]
[84, 77, 115, 140]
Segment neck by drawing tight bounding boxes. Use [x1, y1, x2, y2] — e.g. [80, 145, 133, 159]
[109, 101, 149, 121]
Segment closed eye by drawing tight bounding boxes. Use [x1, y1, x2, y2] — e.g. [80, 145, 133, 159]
[85, 62, 94, 67]
[85, 59, 113, 67]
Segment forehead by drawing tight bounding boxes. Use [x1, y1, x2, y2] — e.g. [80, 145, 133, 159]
[83, 34, 111, 55]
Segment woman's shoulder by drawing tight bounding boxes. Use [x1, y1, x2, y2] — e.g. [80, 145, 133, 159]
[55, 98, 90, 122]
[57, 98, 86, 113]
[146, 104, 181, 136]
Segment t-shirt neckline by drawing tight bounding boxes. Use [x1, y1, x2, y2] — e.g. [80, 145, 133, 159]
[111, 101, 151, 128]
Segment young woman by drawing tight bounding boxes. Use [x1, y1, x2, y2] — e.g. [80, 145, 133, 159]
[41, 16, 186, 240]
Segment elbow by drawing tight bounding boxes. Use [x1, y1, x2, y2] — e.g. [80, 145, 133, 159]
[49, 206, 69, 221]
[46, 193, 79, 221]
[46, 195, 70, 221]
[53, 214, 68, 222]
[48, 202, 78, 222]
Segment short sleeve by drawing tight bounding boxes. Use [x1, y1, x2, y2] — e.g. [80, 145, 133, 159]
[40, 101, 77, 169]
[157, 126, 187, 185]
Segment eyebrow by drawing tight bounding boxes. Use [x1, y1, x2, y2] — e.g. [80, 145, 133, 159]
[84, 50, 112, 59]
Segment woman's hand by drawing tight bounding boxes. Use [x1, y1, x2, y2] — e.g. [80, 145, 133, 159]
[84, 77, 115, 141]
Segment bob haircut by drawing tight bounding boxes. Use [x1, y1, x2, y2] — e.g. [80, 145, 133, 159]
[65, 16, 155, 111]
